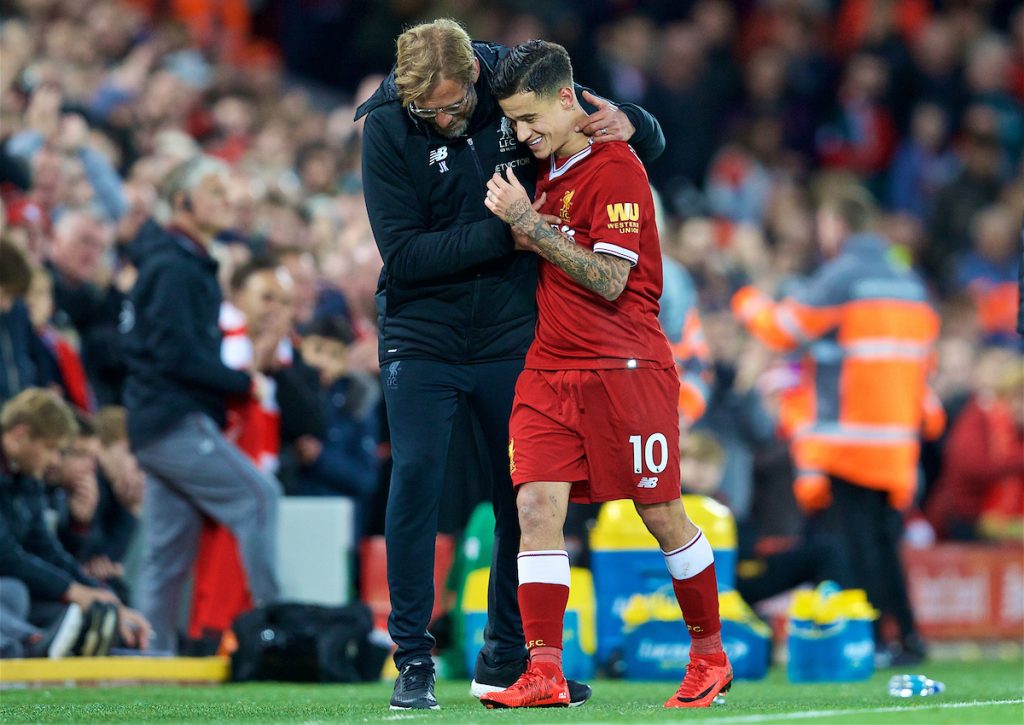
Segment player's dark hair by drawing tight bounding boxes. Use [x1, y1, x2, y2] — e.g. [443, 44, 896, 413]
[490, 40, 573, 100]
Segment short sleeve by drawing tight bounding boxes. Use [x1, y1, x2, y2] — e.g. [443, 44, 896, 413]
[587, 157, 647, 267]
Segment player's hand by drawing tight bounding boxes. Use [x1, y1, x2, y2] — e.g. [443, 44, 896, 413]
[485, 167, 534, 225]
[575, 90, 635, 144]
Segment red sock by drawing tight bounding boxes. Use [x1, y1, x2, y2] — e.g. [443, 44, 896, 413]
[517, 551, 570, 674]
[671, 565, 724, 655]
[518, 582, 569, 651]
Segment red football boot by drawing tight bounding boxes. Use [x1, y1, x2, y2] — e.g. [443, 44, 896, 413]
[664, 654, 733, 708]
[479, 664, 570, 709]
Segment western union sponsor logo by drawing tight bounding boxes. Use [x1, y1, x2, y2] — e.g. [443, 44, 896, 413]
[606, 202, 639, 223]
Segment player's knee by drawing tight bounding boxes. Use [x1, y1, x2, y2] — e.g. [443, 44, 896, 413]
[516, 488, 559, 537]
[636, 500, 694, 547]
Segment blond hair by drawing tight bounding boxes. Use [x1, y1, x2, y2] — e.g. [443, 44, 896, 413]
[394, 18, 475, 108]
[0, 388, 78, 441]
[680, 431, 725, 467]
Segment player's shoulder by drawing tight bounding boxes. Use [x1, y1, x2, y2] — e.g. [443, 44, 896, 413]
[591, 141, 647, 174]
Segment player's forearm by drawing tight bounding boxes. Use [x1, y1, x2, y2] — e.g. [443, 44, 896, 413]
[507, 201, 629, 301]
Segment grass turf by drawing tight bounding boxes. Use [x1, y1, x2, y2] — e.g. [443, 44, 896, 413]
[1, 660, 1021, 723]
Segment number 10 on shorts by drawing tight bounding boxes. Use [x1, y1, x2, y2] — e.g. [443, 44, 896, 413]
[629, 433, 669, 474]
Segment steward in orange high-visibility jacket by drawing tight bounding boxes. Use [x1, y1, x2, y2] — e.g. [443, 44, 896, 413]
[732, 195, 945, 513]
[733, 187, 944, 659]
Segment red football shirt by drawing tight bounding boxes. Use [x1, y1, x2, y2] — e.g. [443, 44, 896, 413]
[526, 140, 673, 370]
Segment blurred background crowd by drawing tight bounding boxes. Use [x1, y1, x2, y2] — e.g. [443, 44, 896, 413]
[0, 0, 1021, 655]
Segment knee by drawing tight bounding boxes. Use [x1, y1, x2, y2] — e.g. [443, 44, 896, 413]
[516, 488, 558, 537]
[1, 578, 30, 618]
[391, 456, 444, 494]
[636, 501, 695, 547]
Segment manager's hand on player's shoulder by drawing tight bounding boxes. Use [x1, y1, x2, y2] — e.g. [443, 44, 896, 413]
[575, 90, 635, 144]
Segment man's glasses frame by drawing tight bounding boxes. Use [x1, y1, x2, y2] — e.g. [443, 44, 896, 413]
[408, 85, 473, 119]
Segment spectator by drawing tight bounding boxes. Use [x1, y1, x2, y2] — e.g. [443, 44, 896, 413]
[295, 315, 379, 539]
[24, 265, 92, 412]
[85, 406, 141, 603]
[816, 52, 897, 186]
[927, 131, 1004, 288]
[0, 388, 150, 655]
[7, 86, 126, 222]
[0, 236, 42, 404]
[46, 409, 102, 566]
[732, 186, 943, 663]
[927, 349, 1024, 541]
[964, 35, 1024, 160]
[887, 102, 958, 221]
[953, 204, 1021, 345]
[0, 576, 84, 659]
[121, 155, 280, 653]
[46, 210, 126, 407]
[644, 23, 731, 203]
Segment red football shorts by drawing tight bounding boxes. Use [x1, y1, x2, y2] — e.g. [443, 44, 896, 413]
[509, 367, 681, 504]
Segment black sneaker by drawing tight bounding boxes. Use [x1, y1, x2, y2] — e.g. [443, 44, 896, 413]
[24, 604, 84, 659]
[75, 602, 118, 657]
[470, 654, 592, 707]
[390, 661, 439, 710]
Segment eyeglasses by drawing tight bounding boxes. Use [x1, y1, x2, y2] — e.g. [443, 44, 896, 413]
[409, 85, 473, 119]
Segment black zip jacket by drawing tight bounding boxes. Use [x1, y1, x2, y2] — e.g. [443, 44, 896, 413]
[121, 220, 251, 450]
[355, 41, 666, 364]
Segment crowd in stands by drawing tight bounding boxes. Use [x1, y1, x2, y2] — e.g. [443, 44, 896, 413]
[0, 0, 1021, 657]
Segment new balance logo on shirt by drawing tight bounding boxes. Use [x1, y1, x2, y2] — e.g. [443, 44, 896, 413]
[637, 476, 659, 488]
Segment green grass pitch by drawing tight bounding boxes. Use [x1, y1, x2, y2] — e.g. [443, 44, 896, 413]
[1, 660, 1022, 723]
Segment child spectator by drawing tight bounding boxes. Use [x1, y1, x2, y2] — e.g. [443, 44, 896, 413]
[86, 406, 142, 603]
[296, 315, 379, 538]
[46, 410, 101, 565]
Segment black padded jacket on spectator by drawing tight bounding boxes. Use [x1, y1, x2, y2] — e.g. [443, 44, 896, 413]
[121, 220, 251, 450]
[354, 41, 665, 365]
[0, 447, 100, 601]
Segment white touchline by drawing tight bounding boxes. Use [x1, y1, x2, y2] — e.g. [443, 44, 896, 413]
[692, 698, 1024, 724]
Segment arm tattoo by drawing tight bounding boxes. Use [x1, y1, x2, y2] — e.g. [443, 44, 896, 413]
[506, 199, 630, 301]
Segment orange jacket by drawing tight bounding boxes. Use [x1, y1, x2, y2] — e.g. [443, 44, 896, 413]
[733, 235, 943, 510]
